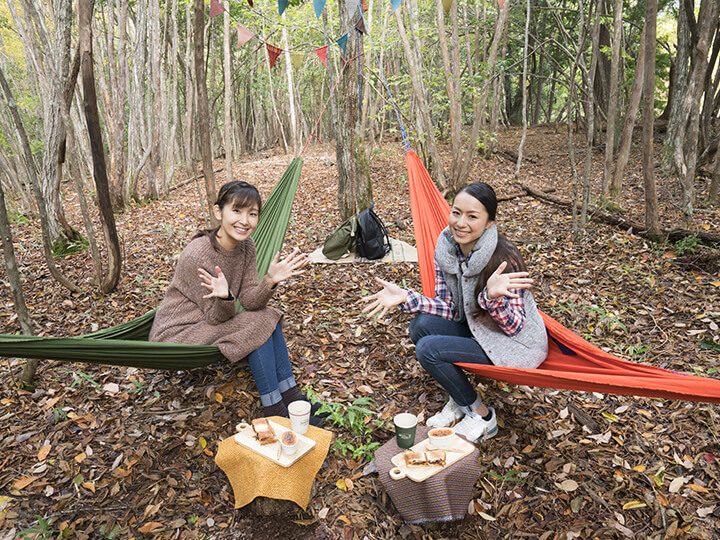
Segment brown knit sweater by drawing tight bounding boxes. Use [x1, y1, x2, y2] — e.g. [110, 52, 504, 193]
[149, 235, 282, 362]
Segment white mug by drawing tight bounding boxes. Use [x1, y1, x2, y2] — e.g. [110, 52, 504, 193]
[288, 400, 311, 434]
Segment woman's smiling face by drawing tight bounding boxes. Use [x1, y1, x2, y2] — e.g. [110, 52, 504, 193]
[213, 203, 259, 250]
[448, 191, 494, 255]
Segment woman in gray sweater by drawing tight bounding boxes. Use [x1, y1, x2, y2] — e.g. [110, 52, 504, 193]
[150, 181, 321, 423]
[362, 182, 547, 443]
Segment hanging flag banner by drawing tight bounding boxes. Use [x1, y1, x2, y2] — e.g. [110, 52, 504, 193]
[498, 0, 506, 7]
[246, 0, 253, 6]
[314, 0, 327, 18]
[290, 52, 305, 71]
[237, 23, 254, 47]
[336, 33, 348, 53]
[210, 0, 226, 18]
[355, 16, 367, 34]
[278, 0, 289, 15]
[391, 0, 403, 13]
[362, 0, 368, 10]
[442, 0, 453, 14]
[315, 45, 328, 67]
[267, 44, 283, 68]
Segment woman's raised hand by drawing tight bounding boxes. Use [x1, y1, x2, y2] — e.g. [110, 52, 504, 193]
[360, 277, 408, 319]
[266, 248, 308, 286]
[200, 266, 230, 299]
[485, 261, 533, 300]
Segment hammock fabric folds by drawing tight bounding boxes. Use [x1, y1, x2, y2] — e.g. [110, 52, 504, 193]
[406, 151, 720, 404]
[0, 157, 304, 370]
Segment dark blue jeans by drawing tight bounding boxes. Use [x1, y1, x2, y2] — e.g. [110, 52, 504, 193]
[247, 323, 296, 407]
[409, 313, 492, 408]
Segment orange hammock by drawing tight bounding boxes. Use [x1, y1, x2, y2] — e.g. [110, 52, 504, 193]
[406, 150, 720, 403]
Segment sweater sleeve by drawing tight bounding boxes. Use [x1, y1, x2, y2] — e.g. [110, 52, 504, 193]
[235, 240, 275, 311]
[174, 245, 237, 325]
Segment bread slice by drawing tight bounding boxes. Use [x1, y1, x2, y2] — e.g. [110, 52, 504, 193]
[251, 418, 277, 445]
[403, 450, 447, 467]
[425, 450, 446, 467]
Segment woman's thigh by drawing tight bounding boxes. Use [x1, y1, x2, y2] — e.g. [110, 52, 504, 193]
[415, 334, 492, 366]
[409, 313, 473, 343]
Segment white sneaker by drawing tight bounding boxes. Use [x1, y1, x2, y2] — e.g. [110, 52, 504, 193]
[454, 407, 498, 443]
[426, 398, 464, 428]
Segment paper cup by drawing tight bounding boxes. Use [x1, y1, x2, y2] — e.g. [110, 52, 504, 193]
[288, 400, 311, 434]
[393, 413, 417, 449]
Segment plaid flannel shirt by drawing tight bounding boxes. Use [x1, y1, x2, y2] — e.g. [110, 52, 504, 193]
[401, 246, 527, 337]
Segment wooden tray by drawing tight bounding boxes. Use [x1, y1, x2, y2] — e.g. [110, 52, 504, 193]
[390, 435, 475, 482]
[234, 420, 316, 468]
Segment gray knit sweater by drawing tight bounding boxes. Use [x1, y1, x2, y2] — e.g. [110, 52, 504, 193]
[434, 226, 548, 369]
[149, 235, 282, 362]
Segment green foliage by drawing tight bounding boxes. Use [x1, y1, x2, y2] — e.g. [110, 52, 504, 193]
[7, 211, 29, 225]
[673, 234, 701, 255]
[306, 387, 389, 463]
[52, 235, 89, 258]
[18, 515, 57, 539]
[699, 339, 720, 354]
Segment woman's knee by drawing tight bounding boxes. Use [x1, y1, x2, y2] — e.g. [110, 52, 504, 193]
[409, 313, 435, 343]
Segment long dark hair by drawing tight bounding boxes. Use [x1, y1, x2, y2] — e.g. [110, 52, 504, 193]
[194, 181, 262, 250]
[455, 182, 527, 314]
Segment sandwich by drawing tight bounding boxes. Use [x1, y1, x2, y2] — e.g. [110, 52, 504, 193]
[251, 418, 277, 445]
[403, 450, 447, 467]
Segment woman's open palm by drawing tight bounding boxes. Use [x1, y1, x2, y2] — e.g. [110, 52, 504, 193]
[360, 277, 408, 319]
[485, 261, 533, 299]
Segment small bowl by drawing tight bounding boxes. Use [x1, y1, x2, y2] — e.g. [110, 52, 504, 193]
[280, 430, 299, 455]
[427, 427, 456, 447]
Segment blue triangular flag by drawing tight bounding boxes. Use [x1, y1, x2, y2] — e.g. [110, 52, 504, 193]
[314, 0, 327, 18]
[391, 0, 403, 13]
[278, 0, 289, 15]
[336, 33, 349, 54]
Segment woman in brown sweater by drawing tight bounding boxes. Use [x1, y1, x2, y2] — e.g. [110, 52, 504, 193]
[150, 181, 319, 421]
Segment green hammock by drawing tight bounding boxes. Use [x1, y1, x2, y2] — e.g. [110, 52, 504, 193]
[0, 157, 304, 370]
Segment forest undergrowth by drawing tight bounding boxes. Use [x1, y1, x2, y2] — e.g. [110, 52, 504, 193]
[1, 127, 719, 539]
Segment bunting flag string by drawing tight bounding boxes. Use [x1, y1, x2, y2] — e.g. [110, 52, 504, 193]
[391, 0, 403, 13]
[441, 0, 453, 14]
[210, 0, 226, 18]
[313, 0, 327, 18]
[315, 45, 328, 67]
[278, 0, 289, 16]
[237, 23, 255, 47]
[266, 44, 283, 68]
[354, 16, 367, 35]
[336, 33, 349, 54]
[290, 52, 305, 70]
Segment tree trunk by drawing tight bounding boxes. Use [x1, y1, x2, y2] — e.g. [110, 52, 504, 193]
[610, 23, 646, 197]
[334, 0, 372, 219]
[672, 0, 719, 221]
[601, 0, 623, 196]
[223, 1, 233, 178]
[79, 0, 122, 293]
[394, 0, 447, 189]
[642, 0, 660, 239]
[0, 65, 80, 293]
[515, 0, 531, 178]
[194, 0, 217, 223]
[436, 0, 461, 186]
[282, 21, 299, 155]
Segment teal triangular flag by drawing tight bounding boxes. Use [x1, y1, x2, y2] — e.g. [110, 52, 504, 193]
[278, 0, 288, 15]
[314, 0, 327, 18]
[336, 33, 348, 54]
[391, 0, 403, 13]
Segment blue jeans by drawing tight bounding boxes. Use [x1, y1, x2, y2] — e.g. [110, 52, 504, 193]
[247, 323, 296, 407]
[409, 313, 492, 409]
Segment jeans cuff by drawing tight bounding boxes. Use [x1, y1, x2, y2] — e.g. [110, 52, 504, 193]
[277, 377, 296, 394]
[459, 394, 483, 416]
[260, 389, 283, 407]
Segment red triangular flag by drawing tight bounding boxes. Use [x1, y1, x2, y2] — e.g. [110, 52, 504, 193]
[237, 23, 254, 47]
[315, 45, 328, 67]
[362, 0, 368, 11]
[498, 0, 505, 7]
[210, 0, 226, 18]
[266, 44, 283, 69]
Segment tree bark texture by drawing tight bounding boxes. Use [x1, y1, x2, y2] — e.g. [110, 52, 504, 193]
[79, 0, 122, 292]
[601, 0, 623, 196]
[641, 0, 660, 239]
[194, 0, 217, 223]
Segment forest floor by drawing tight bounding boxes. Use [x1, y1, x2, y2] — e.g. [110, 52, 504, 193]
[1, 127, 719, 540]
